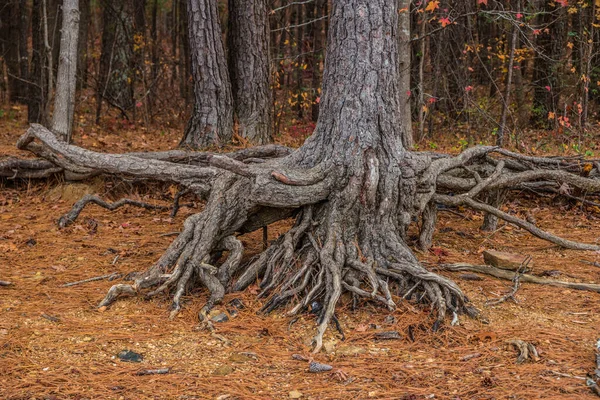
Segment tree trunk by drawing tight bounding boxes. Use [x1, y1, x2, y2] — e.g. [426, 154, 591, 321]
[77, 0, 90, 90]
[227, 0, 272, 144]
[307, 0, 326, 123]
[52, 0, 80, 143]
[17, 0, 29, 102]
[294, 4, 304, 119]
[0, 0, 24, 103]
[397, 0, 413, 148]
[181, 0, 233, 148]
[29, 0, 48, 124]
[95, 0, 135, 122]
[497, 9, 519, 147]
[531, 2, 566, 127]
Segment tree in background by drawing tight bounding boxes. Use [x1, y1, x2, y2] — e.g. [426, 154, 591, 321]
[227, 0, 272, 144]
[180, 0, 233, 148]
[95, 0, 135, 123]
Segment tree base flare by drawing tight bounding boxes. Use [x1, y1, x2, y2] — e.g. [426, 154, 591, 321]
[16, 123, 600, 353]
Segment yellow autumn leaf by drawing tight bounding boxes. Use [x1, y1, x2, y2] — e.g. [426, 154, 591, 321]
[425, 0, 439, 13]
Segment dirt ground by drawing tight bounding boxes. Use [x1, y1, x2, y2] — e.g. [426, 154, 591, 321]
[2, 112, 600, 399]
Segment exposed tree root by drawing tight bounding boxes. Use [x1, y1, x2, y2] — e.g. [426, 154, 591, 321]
[440, 263, 600, 294]
[58, 194, 170, 228]
[16, 124, 600, 352]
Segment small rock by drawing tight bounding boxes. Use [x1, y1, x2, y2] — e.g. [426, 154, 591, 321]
[323, 340, 336, 354]
[82, 336, 94, 342]
[310, 301, 322, 315]
[228, 353, 255, 363]
[26, 238, 37, 247]
[459, 273, 484, 281]
[216, 395, 231, 400]
[210, 312, 229, 323]
[374, 331, 402, 340]
[483, 250, 532, 271]
[337, 345, 366, 356]
[118, 350, 143, 362]
[289, 390, 303, 399]
[291, 354, 309, 361]
[228, 298, 245, 309]
[212, 365, 234, 376]
[384, 315, 397, 325]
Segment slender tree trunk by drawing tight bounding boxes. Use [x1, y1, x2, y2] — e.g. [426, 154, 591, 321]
[308, 0, 326, 123]
[132, 0, 147, 123]
[52, 0, 80, 143]
[227, 0, 272, 144]
[417, 1, 427, 142]
[149, 0, 159, 115]
[43, 0, 55, 118]
[180, 0, 192, 105]
[398, 0, 413, 148]
[294, 4, 304, 119]
[95, 0, 135, 123]
[29, 0, 48, 124]
[77, 0, 90, 89]
[180, 0, 233, 148]
[0, 0, 23, 103]
[532, 2, 566, 126]
[497, 11, 519, 147]
[17, 0, 29, 102]
[579, 1, 594, 133]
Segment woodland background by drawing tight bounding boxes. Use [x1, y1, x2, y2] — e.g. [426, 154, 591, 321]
[1, 0, 600, 151]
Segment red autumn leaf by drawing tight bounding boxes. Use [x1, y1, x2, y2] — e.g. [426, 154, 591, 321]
[431, 247, 449, 257]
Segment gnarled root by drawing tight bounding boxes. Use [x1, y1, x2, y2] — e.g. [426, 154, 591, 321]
[58, 194, 170, 228]
[98, 164, 466, 353]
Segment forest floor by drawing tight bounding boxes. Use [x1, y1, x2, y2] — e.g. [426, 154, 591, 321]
[1, 106, 600, 399]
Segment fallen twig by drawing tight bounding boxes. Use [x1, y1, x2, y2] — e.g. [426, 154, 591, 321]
[581, 260, 600, 268]
[460, 353, 482, 361]
[40, 313, 60, 322]
[439, 263, 600, 294]
[159, 231, 181, 238]
[62, 273, 120, 287]
[486, 256, 531, 306]
[508, 339, 539, 364]
[548, 370, 586, 380]
[135, 368, 170, 376]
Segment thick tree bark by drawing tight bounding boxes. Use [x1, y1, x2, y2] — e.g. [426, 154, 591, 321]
[52, 0, 80, 143]
[227, 0, 272, 144]
[180, 0, 233, 148]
